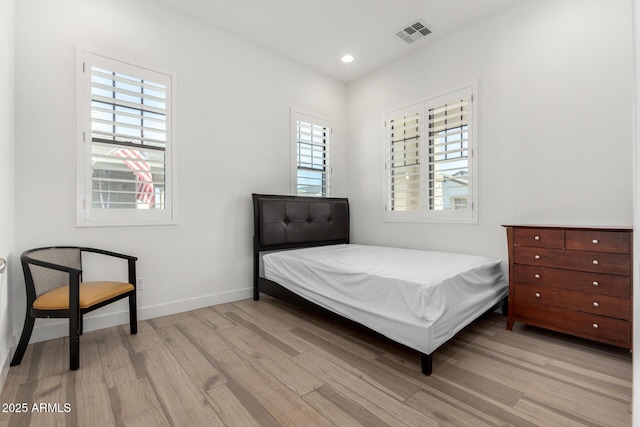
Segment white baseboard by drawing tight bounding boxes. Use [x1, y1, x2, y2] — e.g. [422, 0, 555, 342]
[26, 287, 253, 344]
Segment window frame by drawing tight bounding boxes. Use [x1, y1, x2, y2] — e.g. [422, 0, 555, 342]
[291, 109, 332, 197]
[76, 47, 178, 227]
[383, 85, 477, 224]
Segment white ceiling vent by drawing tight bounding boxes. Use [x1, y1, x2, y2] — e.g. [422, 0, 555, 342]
[396, 19, 432, 44]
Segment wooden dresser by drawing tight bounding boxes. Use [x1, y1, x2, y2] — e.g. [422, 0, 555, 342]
[504, 225, 632, 349]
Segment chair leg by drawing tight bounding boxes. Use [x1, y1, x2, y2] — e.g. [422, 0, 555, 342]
[69, 311, 80, 371]
[10, 315, 35, 367]
[129, 292, 137, 335]
[79, 315, 84, 335]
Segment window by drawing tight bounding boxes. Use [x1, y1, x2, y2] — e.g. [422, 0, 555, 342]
[76, 49, 176, 226]
[291, 111, 331, 197]
[384, 86, 476, 223]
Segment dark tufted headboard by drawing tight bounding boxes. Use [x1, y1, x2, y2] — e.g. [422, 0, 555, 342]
[252, 193, 349, 251]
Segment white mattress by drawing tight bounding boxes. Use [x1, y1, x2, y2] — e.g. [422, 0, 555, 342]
[263, 244, 508, 355]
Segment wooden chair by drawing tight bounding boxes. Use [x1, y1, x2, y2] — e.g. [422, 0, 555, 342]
[11, 247, 138, 370]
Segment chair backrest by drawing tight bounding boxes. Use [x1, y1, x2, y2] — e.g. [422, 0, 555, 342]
[24, 248, 82, 298]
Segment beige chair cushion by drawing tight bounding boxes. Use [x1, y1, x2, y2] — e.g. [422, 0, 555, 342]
[33, 281, 134, 310]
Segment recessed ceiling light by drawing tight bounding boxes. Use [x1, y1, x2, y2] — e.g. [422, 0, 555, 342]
[341, 54, 354, 63]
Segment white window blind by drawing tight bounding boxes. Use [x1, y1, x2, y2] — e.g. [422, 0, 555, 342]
[384, 86, 476, 223]
[292, 111, 331, 197]
[77, 50, 176, 226]
[386, 104, 422, 212]
[428, 96, 470, 212]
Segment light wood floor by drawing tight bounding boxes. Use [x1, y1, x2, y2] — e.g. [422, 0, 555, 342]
[0, 296, 632, 426]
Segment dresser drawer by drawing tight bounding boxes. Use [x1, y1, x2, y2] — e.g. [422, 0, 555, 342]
[513, 228, 564, 248]
[512, 301, 631, 348]
[513, 265, 631, 298]
[513, 283, 631, 320]
[513, 247, 630, 275]
[566, 230, 630, 254]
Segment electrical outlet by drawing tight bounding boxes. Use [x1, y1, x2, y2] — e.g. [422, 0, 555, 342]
[137, 277, 144, 290]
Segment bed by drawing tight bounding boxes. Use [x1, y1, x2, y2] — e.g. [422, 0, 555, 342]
[252, 193, 508, 375]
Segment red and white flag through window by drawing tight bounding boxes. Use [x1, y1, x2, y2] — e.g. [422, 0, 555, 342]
[115, 148, 155, 206]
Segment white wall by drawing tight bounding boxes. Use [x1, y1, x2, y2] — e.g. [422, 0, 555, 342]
[0, 0, 16, 381]
[13, 0, 347, 341]
[346, 0, 634, 262]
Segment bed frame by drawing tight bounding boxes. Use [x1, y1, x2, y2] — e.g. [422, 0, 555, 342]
[251, 193, 436, 375]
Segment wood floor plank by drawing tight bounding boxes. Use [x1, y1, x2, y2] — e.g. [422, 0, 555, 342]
[468, 327, 632, 386]
[164, 311, 231, 357]
[244, 298, 314, 332]
[512, 397, 603, 427]
[405, 389, 498, 427]
[454, 328, 553, 368]
[140, 346, 225, 426]
[220, 325, 323, 396]
[146, 311, 192, 330]
[292, 349, 437, 427]
[375, 354, 537, 427]
[155, 325, 226, 392]
[495, 323, 632, 378]
[109, 377, 171, 427]
[448, 340, 632, 426]
[73, 334, 114, 427]
[192, 306, 236, 331]
[302, 384, 394, 427]
[8, 374, 74, 427]
[207, 376, 281, 426]
[0, 379, 21, 426]
[419, 375, 537, 427]
[544, 359, 632, 401]
[222, 310, 302, 357]
[206, 383, 276, 427]
[380, 354, 524, 408]
[26, 338, 66, 383]
[121, 320, 164, 354]
[258, 298, 329, 334]
[96, 332, 140, 389]
[291, 327, 420, 401]
[212, 349, 333, 427]
[88, 325, 123, 344]
[454, 335, 632, 404]
[231, 306, 317, 354]
[290, 316, 385, 361]
[231, 299, 284, 327]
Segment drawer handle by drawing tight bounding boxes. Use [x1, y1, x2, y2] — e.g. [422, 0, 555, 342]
[534, 235, 540, 241]
[593, 301, 599, 307]
[592, 239, 599, 244]
[535, 292, 541, 298]
[534, 274, 541, 279]
[592, 260, 599, 265]
[534, 255, 541, 260]
[592, 281, 599, 287]
[592, 323, 599, 329]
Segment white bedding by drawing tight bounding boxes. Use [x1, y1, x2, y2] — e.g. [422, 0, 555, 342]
[263, 244, 508, 354]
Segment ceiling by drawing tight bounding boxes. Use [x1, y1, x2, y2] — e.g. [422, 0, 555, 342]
[151, 0, 521, 83]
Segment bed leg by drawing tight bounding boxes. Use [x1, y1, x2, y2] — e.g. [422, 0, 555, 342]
[421, 354, 432, 376]
[253, 251, 259, 301]
[502, 295, 508, 316]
